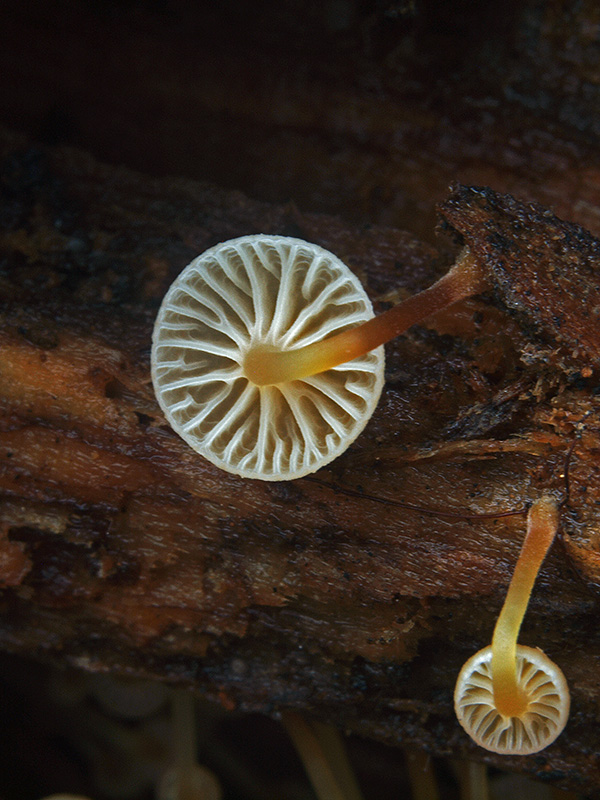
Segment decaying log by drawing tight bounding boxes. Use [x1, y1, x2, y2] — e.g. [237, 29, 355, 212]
[441, 184, 600, 371]
[2, 126, 600, 795]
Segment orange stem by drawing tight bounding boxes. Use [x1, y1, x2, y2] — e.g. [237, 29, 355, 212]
[491, 496, 559, 716]
[244, 247, 487, 385]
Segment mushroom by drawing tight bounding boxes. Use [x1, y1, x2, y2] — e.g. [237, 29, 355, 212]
[152, 235, 485, 480]
[282, 711, 364, 800]
[156, 691, 222, 800]
[454, 495, 570, 755]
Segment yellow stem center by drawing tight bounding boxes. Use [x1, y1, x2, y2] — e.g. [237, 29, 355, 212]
[491, 496, 559, 717]
[243, 247, 486, 385]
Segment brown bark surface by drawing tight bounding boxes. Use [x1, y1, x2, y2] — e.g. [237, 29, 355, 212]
[2, 126, 600, 794]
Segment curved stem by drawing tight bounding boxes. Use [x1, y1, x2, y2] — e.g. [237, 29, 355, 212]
[282, 712, 364, 800]
[161, 691, 221, 800]
[244, 247, 487, 385]
[491, 496, 559, 716]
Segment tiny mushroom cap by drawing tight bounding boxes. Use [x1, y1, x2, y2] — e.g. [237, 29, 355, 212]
[454, 496, 570, 755]
[151, 235, 385, 480]
[454, 644, 570, 755]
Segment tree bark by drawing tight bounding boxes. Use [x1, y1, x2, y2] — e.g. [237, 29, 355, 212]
[2, 126, 600, 794]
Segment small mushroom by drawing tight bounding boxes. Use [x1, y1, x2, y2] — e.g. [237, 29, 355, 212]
[156, 691, 222, 800]
[152, 236, 485, 480]
[282, 711, 364, 800]
[454, 496, 570, 755]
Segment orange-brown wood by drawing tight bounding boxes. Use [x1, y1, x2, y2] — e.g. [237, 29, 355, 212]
[1, 127, 600, 793]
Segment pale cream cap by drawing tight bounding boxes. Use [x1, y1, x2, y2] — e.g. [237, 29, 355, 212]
[151, 235, 384, 480]
[454, 644, 570, 755]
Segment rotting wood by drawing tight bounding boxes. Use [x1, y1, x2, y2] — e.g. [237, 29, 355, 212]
[440, 184, 600, 371]
[1, 128, 600, 795]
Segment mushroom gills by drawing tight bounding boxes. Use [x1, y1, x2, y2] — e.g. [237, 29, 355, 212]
[152, 235, 485, 480]
[152, 235, 385, 480]
[454, 496, 570, 755]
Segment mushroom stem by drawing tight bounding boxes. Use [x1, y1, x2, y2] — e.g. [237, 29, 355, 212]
[282, 712, 364, 800]
[172, 691, 197, 775]
[491, 496, 559, 717]
[405, 749, 440, 800]
[157, 691, 222, 800]
[457, 760, 489, 800]
[243, 247, 487, 386]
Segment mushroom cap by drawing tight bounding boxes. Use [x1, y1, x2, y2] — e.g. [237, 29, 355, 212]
[454, 644, 570, 755]
[151, 235, 385, 480]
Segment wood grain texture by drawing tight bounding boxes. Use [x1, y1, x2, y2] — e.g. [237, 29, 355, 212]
[2, 127, 600, 793]
[440, 184, 600, 370]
